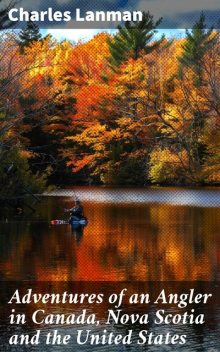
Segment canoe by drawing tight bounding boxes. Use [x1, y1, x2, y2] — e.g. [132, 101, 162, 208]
[51, 218, 88, 226]
[70, 218, 88, 226]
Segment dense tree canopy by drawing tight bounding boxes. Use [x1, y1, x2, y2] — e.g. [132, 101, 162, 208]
[0, 12, 219, 205]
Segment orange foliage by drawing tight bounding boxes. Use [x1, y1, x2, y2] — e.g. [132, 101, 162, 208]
[74, 84, 114, 121]
[1, 29, 219, 186]
[65, 33, 110, 86]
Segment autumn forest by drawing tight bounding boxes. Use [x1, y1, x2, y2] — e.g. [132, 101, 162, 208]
[1, 10, 220, 203]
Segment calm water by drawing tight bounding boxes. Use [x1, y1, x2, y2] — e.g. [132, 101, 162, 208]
[0, 187, 220, 281]
[0, 187, 220, 351]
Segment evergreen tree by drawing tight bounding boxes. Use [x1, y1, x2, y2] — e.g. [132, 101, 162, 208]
[179, 13, 218, 84]
[0, 0, 16, 29]
[108, 11, 164, 69]
[177, 14, 219, 180]
[18, 20, 42, 54]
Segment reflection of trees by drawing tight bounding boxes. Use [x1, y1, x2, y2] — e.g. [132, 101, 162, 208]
[0, 222, 78, 280]
[79, 204, 220, 281]
[0, 198, 219, 281]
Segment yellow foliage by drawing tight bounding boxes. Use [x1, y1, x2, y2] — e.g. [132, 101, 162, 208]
[149, 148, 188, 183]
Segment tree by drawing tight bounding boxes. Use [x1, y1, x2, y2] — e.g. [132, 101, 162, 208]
[0, 0, 16, 29]
[64, 30, 172, 185]
[2, 19, 219, 188]
[0, 33, 55, 205]
[18, 20, 42, 54]
[148, 16, 220, 185]
[17, 36, 73, 184]
[108, 11, 164, 69]
[179, 12, 218, 85]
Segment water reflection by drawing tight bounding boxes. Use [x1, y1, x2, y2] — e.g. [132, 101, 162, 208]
[0, 188, 219, 281]
[71, 224, 85, 246]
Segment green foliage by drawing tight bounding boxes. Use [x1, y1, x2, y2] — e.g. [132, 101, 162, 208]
[108, 11, 164, 68]
[100, 158, 146, 185]
[179, 12, 218, 84]
[18, 20, 42, 54]
[0, 148, 50, 200]
[149, 148, 185, 184]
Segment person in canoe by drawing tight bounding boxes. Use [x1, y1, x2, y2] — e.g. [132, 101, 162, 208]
[51, 199, 87, 226]
[68, 199, 84, 222]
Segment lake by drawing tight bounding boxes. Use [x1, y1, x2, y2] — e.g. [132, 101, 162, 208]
[0, 187, 219, 351]
[1, 187, 220, 281]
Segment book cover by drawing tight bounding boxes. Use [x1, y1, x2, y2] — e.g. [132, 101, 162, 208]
[0, 0, 219, 351]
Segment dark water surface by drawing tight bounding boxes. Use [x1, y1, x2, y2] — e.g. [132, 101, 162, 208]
[1, 187, 220, 281]
[0, 187, 219, 351]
